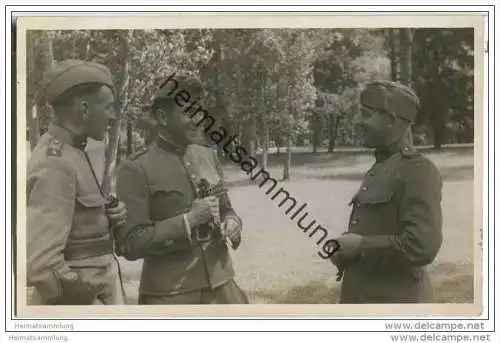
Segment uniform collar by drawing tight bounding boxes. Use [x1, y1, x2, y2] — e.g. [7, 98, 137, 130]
[48, 123, 88, 150]
[156, 134, 188, 156]
[374, 139, 408, 163]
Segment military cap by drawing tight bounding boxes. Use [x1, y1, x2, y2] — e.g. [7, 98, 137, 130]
[40, 59, 114, 104]
[360, 80, 420, 123]
[152, 72, 205, 105]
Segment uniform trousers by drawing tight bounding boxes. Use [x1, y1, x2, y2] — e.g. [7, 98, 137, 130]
[27, 254, 124, 305]
[138, 279, 249, 304]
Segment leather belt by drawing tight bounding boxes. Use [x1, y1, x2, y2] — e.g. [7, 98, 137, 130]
[63, 239, 114, 261]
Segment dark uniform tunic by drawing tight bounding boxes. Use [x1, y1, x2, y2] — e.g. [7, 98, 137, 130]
[116, 136, 247, 304]
[339, 143, 443, 303]
[27, 124, 122, 305]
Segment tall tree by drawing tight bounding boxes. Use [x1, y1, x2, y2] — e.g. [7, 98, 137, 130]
[399, 28, 414, 146]
[412, 28, 474, 148]
[26, 30, 54, 149]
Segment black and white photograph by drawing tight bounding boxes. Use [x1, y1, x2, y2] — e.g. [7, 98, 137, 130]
[12, 11, 487, 324]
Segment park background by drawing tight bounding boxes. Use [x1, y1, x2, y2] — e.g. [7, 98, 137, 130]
[25, 28, 474, 304]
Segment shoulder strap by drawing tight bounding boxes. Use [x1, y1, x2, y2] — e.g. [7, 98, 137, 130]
[46, 138, 64, 157]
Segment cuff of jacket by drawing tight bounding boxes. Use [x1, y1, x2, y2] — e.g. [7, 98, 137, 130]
[359, 235, 394, 251]
[357, 235, 417, 269]
[154, 215, 192, 252]
[222, 210, 241, 225]
[183, 214, 192, 243]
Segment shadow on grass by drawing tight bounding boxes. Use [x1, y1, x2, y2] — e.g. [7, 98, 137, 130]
[124, 264, 474, 305]
[248, 263, 474, 304]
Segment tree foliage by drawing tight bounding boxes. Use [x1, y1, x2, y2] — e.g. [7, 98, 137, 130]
[26, 28, 474, 168]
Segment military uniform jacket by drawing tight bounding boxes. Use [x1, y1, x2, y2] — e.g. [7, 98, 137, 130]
[340, 144, 443, 303]
[26, 124, 114, 304]
[116, 136, 238, 296]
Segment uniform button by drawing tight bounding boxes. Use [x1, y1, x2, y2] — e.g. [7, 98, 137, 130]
[361, 186, 367, 191]
[185, 162, 191, 166]
[191, 174, 197, 179]
[164, 240, 174, 247]
[351, 219, 359, 225]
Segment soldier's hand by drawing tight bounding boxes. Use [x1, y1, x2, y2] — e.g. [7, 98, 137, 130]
[334, 233, 363, 257]
[206, 196, 221, 226]
[187, 196, 217, 227]
[330, 252, 343, 266]
[50, 276, 97, 305]
[106, 201, 127, 228]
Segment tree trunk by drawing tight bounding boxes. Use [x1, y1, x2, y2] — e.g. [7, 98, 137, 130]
[262, 117, 269, 170]
[434, 123, 445, 150]
[28, 31, 54, 149]
[29, 103, 39, 151]
[389, 28, 399, 82]
[249, 116, 257, 158]
[243, 117, 257, 158]
[126, 120, 133, 156]
[103, 30, 132, 195]
[214, 37, 225, 162]
[282, 132, 292, 181]
[27, 31, 40, 151]
[432, 80, 448, 150]
[312, 112, 321, 154]
[282, 85, 292, 181]
[257, 68, 266, 167]
[399, 28, 414, 146]
[327, 112, 335, 152]
[331, 115, 341, 152]
[399, 29, 413, 87]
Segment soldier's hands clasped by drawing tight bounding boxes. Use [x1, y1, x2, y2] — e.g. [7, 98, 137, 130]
[105, 200, 127, 228]
[187, 196, 219, 227]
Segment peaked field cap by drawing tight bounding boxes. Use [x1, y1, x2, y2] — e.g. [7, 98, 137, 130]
[360, 80, 421, 123]
[152, 72, 205, 104]
[40, 59, 114, 104]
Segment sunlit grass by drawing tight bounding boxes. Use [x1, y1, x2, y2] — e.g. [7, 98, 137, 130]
[119, 149, 475, 305]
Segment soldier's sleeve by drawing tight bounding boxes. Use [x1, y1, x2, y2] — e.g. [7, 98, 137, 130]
[358, 157, 443, 267]
[26, 157, 79, 303]
[115, 160, 192, 261]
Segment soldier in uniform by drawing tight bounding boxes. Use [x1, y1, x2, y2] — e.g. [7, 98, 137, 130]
[115, 73, 248, 304]
[27, 60, 128, 305]
[330, 80, 443, 303]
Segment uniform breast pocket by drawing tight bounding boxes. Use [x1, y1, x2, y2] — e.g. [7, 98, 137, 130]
[76, 194, 108, 208]
[72, 193, 109, 239]
[357, 186, 396, 206]
[354, 177, 399, 234]
[356, 172, 398, 206]
[150, 188, 192, 222]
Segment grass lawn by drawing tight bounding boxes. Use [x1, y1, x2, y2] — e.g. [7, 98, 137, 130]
[119, 148, 476, 304]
